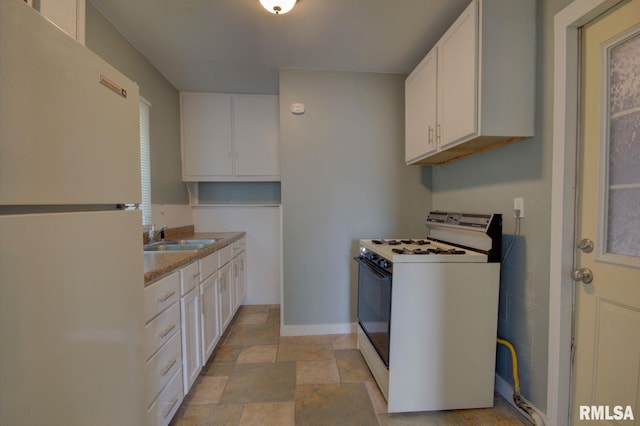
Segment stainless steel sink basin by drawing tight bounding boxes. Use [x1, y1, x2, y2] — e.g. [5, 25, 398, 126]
[144, 238, 221, 252]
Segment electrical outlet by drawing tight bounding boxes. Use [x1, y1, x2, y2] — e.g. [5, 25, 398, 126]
[513, 197, 525, 217]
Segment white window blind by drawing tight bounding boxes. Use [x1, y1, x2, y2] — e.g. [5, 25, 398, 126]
[139, 98, 152, 226]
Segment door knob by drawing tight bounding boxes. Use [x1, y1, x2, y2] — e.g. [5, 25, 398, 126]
[571, 267, 594, 284]
[577, 238, 594, 253]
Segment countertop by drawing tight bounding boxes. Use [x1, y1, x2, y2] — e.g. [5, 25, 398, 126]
[143, 232, 245, 286]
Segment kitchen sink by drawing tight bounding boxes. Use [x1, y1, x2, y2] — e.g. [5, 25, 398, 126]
[144, 238, 221, 252]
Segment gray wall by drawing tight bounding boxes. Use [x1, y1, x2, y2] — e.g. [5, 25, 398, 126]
[85, 4, 188, 205]
[280, 69, 432, 326]
[431, 0, 573, 412]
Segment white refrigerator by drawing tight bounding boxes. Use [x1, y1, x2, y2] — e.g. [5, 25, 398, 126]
[0, 0, 146, 424]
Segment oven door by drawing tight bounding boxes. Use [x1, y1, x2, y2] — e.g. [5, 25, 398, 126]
[354, 256, 392, 367]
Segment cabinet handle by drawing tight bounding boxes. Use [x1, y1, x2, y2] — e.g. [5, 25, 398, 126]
[159, 324, 176, 339]
[192, 273, 200, 280]
[436, 124, 441, 142]
[160, 358, 177, 376]
[158, 291, 176, 303]
[428, 126, 433, 144]
[162, 397, 179, 419]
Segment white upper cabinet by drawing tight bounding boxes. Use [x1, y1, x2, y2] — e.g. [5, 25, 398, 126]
[405, 48, 438, 162]
[233, 95, 280, 177]
[181, 93, 280, 181]
[405, 0, 535, 165]
[181, 93, 233, 179]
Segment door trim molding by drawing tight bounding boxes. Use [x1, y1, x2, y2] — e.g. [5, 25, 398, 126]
[549, 1, 625, 425]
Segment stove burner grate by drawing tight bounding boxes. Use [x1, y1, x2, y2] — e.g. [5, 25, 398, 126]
[401, 239, 431, 245]
[373, 239, 402, 246]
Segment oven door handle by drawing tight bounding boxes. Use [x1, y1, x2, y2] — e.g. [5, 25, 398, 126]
[353, 256, 392, 280]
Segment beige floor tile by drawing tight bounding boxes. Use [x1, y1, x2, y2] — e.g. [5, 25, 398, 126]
[335, 349, 374, 382]
[237, 344, 278, 364]
[220, 362, 296, 404]
[213, 344, 242, 362]
[171, 305, 530, 426]
[365, 380, 388, 413]
[296, 359, 340, 385]
[295, 383, 379, 426]
[277, 340, 335, 362]
[239, 401, 295, 426]
[170, 403, 243, 426]
[201, 360, 235, 377]
[377, 410, 466, 425]
[331, 333, 357, 350]
[223, 323, 280, 346]
[457, 405, 530, 425]
[183, 376, 227, 405]
[279, 334, 334, 346]
[266, 308, 280, 325]
[235, 313, 268, 325]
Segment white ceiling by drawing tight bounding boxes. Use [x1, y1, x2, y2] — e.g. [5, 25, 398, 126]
[90, 0, 471, 94]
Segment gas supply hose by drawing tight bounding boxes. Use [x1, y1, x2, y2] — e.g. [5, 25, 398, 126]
[497, 338, 520, 392]
[497, 338, 544, 425]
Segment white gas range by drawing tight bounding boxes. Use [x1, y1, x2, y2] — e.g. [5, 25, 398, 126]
[355, 211, 502, 413]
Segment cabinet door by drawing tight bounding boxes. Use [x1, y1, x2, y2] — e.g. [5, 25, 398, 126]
[233, 95, 280, 177]
[38, 0, 85, 43]
[234, 253, 247, 306]
[437, 1, 478, 148]
[218, 263, 233, 331]
[180, 287, 202, 394]
[405, 48, 438, 162]
[200, 274, 220, 363]
[181, 93, 233, 179]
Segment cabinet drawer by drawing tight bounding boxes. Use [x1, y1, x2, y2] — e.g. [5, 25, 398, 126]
[180, 261, 200, 295]
[145, 271, 180, 323]
[145, 302, 180, 360]
[232, 238, 246, 257]
[146, 330, 182, 407]
[219, 244, 233, 267]
[146, 366, 183, 426]
[199, 251, 219, 282]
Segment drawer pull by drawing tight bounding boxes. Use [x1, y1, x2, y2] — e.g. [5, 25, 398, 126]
[159, 324, 177, 339]
[157, 291, 176, 303]
[162, 397, 179, 419]
[160, 358, 177, 377]
[192, 273, 200, 280]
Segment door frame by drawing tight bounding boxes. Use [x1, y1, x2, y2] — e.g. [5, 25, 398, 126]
[548, 0, 626, 425]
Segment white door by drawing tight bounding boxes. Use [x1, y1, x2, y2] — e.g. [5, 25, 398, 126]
[572, 1, 640, 423]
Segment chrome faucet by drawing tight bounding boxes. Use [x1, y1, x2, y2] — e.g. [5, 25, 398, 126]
[148, 224, 168, 243]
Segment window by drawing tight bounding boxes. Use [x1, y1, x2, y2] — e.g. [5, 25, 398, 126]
[139, 98, 152, 226]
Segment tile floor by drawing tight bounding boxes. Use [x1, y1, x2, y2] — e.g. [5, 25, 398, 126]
[170, 305, 531, 426]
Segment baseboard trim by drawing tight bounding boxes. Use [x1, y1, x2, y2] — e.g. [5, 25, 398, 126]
[280, 322, 356, 336]
[495, 374, 548, 425]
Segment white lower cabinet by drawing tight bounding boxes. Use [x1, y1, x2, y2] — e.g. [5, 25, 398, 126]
[219, 262, 233, 331]
[146, 364, 184, 426]
[145, 331, 182, 407]
[144, 272, 184, 426]
[180, 285, 202, 394]
[201, 271, 221, 361]
[233, 250, 247, 310]
[146, 236, 247, 425]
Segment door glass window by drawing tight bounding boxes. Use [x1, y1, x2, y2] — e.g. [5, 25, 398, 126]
[605, 31, 640, 259]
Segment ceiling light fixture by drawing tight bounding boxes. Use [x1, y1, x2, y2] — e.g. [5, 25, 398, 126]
[259, 0, 296, 15]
